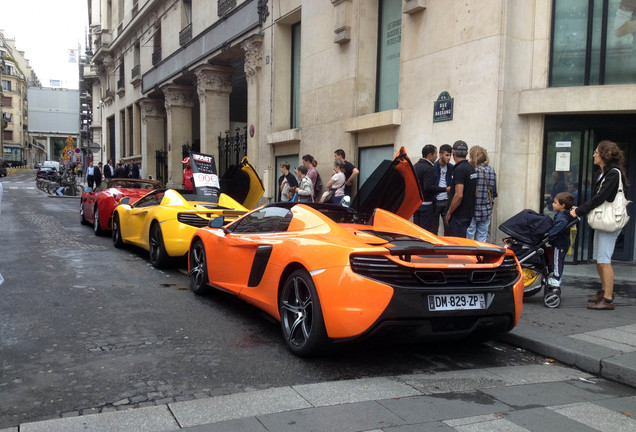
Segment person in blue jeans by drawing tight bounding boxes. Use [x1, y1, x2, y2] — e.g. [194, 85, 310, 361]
[466, 145, 497, 242]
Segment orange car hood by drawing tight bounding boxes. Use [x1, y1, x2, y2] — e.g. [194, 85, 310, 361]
[351, 147, 423, 220]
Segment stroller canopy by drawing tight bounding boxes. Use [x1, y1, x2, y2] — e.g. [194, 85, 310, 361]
[499, 209, 553, 245]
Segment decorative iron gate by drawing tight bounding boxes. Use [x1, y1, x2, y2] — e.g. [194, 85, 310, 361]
[218, 127, 247, 177]
[155, 150, 167, 186]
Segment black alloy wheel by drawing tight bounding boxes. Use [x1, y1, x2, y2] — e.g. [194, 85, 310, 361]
[189, 239, 210, 295]
[112, 213, 124, 248]
[279, 269, 328, 357]
[149, 222, 170, 269]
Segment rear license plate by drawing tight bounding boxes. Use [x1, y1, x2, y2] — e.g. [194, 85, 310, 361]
[428, 294, 486, 311]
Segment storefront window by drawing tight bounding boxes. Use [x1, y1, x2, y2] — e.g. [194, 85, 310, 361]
[551, 0, 636, 86]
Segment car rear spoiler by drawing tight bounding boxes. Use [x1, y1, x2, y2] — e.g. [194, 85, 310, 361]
[386, 241, 507, 261]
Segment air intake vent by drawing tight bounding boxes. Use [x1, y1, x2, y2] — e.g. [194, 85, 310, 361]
[177, 213, 209, 228]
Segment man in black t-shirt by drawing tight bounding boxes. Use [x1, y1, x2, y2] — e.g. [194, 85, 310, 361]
[334, 149, 359, 198]
[445, 140, 477, 238]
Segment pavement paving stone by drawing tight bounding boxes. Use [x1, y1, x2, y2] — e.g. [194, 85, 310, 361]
[445, 415, 530, 432]
[0, 428, 17, 432]
[397, 370, 508, 394]
[19, 405, 179, 432]
[567, 377, 636, 398]
[377, 393, 512, 424]
[168, 387, 312, 428]
[291, 377, 421, 406]
[180, 416, 268, 432]
[593, 396, 636, 417]
[381, 422, 455, 432]
[572, 328, 636, 351]
[502, 406, 599, 431]
[256, 400, 406, 432]
[481, 381, 616, 410]
[483, 364, 595, 385]
[549, 402, 636, 432]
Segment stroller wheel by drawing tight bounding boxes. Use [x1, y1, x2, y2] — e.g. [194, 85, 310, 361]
[544, 289, 561, 308]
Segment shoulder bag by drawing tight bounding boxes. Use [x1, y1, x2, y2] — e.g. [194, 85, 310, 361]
[587, 168, 631, 232]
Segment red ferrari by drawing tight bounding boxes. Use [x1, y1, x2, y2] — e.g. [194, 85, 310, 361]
[80, 178, 163, 235]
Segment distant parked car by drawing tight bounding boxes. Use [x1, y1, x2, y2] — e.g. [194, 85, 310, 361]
[0, 159, 7, 177]
[80, 178, 164, 235]
[36, 167, 58, 180]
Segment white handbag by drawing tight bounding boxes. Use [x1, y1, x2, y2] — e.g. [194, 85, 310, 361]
[587, 168, 631, 232]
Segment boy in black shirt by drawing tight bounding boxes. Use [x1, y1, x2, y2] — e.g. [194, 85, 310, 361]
[544, 191, 576, 308]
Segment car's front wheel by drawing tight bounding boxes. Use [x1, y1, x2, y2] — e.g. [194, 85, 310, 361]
[279, 269, 328, 357]
[189, 239, 210, 295]
[93, 206, 103, 236]
[112, 213, 124, 248]
[149, 222, 170, 269]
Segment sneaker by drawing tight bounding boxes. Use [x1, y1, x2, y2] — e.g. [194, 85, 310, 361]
[587, 299, 614, 310]
[588, 290, 604, 303]
[548, 277, 561, 288]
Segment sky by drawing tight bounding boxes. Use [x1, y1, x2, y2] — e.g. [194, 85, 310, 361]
[1, 1, 89, 89]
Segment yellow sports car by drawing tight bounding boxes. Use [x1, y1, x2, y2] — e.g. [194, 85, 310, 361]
[111, 156, 264, 268]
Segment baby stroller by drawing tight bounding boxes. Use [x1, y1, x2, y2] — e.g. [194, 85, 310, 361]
[499, 209, 579, 308]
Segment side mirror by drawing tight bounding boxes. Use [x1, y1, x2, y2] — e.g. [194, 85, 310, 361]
[84, 187, 93, 193]
[120, 197, 131, 205]
[209, 216, 225, 229]
[341, 195, 351, 207]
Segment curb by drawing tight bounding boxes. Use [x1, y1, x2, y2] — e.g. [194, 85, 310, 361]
[499, 328, 636, 388]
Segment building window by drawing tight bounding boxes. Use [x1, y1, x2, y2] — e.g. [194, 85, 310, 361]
[180, 0, 193, 45]
[128, 106, 134, 156]
[551, 0, 636, 86]
[3, 130, 13, 141]
[376, 0, 401, 112]
[1, 80, 11, 92]
[290, 22, 301, 129]
[2, 96, 12, 107]
[152, 24, 162, 66]
[120, 109, 126, 156]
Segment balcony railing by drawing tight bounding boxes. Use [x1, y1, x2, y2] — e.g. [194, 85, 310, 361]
[152, 48, 162, 66]
[131, 64, 140, 78]
[179, 24, 193, 46]
[132, 1, 139, 16]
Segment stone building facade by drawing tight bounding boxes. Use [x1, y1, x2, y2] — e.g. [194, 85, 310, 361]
[0, 31, 42, 165]
[86, 0, 636, 262]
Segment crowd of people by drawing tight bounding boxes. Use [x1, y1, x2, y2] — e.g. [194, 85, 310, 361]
[276, 149, 359, 205]
[412, 140, 498, 241]
[79, 158, 143, 189]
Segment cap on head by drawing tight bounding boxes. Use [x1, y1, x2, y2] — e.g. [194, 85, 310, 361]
[182, 157, 190, 164]
[452, 140, 468, 152]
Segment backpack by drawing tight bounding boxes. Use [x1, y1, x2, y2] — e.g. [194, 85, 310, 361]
[314, 173, 323, 198]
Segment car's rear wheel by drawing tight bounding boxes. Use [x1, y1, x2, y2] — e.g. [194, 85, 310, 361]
[149, 222, 170, 269]
[93, 206, 103, 235]
[80, 202, 88, 225]
[112, 213, 124, 248]
[279, 270, 328, 357]
[189, 239, 210, 295]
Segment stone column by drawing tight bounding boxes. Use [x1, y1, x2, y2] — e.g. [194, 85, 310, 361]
[242, 35, 263, 169]
[139, 98, 166, 182]
[194, 65, 233, 167]
[162, 85, 195, 188]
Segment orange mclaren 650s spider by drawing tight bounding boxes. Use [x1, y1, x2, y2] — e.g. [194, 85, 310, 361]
[188, 148, 524, 356]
